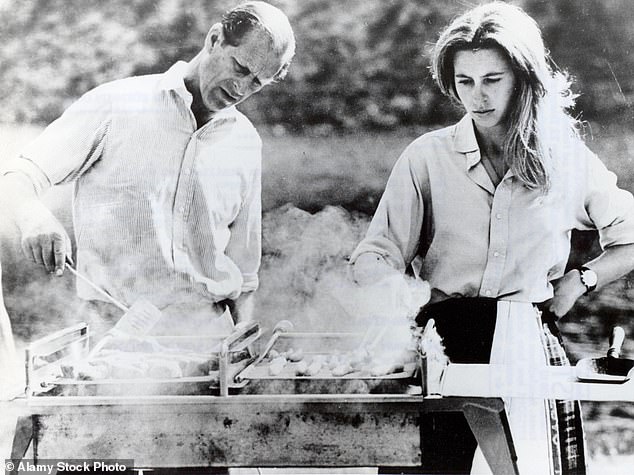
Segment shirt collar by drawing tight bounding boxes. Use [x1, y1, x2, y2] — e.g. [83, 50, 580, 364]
[453, 115, 481, 166]
[454, 114, 516, 186]
[159, 61, 191, 100]
[159, 61, 238, 122]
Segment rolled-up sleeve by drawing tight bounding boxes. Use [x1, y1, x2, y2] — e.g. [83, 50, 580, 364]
[0, 86, 111, 195]
[578, 147, 634, 249]
[350, 141, 429, 272]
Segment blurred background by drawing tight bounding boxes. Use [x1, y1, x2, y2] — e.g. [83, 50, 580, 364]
[1, 0, 633, 470]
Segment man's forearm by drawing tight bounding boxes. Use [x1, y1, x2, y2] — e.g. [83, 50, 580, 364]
[0, 172, 41, 218]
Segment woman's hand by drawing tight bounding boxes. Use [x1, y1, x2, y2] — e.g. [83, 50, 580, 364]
[548, 270, 587, 318]
[349, 252, 400, 286]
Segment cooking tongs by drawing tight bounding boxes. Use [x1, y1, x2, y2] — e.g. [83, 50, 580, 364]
[576, 326, 634, 383]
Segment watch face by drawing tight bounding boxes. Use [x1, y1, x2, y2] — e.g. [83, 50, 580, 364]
[581, 269, 598, 287]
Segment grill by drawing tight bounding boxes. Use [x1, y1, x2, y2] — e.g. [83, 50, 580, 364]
[8, 322, 519, 474]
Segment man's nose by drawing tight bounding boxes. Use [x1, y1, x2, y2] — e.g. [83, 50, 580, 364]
[234, 77, 256, 97]
[234, 79, 247, 96]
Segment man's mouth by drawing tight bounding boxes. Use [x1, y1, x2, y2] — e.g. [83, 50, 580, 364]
[219, 88, 238, 103]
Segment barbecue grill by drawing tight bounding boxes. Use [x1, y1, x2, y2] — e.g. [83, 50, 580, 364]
[8, 322, 519, 474]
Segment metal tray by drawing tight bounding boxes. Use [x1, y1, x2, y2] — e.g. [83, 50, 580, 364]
[26, 322, 261, 398]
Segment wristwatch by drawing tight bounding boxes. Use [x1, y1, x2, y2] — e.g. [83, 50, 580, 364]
[578, 266, 598, 294]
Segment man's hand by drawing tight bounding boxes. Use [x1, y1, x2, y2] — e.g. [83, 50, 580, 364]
[547, 270, 587, 318]
[225, 292, 255, 326]
[17, 203, 72, 275]
[0, 173, 71, 275]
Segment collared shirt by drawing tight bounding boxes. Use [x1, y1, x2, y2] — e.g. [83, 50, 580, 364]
[350, 115, 634, 304]
[2, 62, 262, 314]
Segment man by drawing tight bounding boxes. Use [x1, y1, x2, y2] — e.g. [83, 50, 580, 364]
[0, 2, 295, 335]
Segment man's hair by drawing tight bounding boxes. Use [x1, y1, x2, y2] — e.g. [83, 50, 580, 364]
[221, 2, 296, 81]
[430, 2, 579, 191]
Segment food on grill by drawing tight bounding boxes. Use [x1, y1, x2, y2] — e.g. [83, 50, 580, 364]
[295, 355, 325, 376]
[147, 358, 183, 379]
[331, 362, 355, 377]
[369, 363, 405, 377]
[258, 343, 413, 379]
[285, 348, 304, 362]
[348, 348, 372, 370]
[60, 338, 216, 381]
[61, 361, 110, 380]
[268, 355, 288, 376]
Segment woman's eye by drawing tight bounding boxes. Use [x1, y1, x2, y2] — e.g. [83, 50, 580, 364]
[457, 79, 472, 85]
[484, 78, 501, 84]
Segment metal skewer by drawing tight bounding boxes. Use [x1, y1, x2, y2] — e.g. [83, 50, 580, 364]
[64, 262, 128, 312]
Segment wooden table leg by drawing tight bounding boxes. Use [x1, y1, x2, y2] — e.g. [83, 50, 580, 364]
[463, 402, 519, 475]
[9, 416, 33, 475]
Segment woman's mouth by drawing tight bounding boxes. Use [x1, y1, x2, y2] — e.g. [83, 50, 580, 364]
[473, 109, 494, 116]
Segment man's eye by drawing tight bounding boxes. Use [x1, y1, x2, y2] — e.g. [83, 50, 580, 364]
[484, 78, 501, 84]
[457, 79, 472, 85]
[234, 61, 249, 75]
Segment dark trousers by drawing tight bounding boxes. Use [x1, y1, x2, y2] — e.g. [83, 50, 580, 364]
[380, 298, 498, 475]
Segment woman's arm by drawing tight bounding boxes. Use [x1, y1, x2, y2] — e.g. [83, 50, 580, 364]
[548, 243, 634, 317]
[349, 140, 430, 284]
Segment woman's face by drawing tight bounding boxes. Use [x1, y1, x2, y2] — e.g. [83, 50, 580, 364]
[453, 47, 516, 136]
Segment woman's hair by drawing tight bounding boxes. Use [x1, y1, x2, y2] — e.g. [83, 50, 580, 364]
[431, 2, 578, 191]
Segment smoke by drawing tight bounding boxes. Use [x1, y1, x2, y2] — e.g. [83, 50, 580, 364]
[0, 202, 431, 395]
[256, 204, 430, 360]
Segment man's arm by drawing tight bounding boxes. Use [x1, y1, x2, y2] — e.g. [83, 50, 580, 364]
[0, 172, 72, 274]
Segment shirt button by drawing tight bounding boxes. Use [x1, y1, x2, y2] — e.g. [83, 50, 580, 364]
[484, 289, 492, 296]
[496, 213, 502, 220]
[493, 251, 500, 257]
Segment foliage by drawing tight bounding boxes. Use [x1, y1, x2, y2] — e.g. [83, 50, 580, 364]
[1, 0, 633, 129]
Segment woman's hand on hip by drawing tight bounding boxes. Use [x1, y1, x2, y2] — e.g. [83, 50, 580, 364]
[548, 270, 587, 318]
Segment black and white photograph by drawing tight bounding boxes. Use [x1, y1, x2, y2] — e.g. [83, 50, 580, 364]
[0, 1, 633, 474]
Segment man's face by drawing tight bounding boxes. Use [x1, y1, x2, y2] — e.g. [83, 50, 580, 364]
[198, 26, 282, 113]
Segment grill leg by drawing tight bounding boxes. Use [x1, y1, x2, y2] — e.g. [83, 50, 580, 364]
[463, 402, 519, 475]
[9, 416, 32, 475]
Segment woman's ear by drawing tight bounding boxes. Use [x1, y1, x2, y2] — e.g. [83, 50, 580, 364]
[204, 23, 223, 51]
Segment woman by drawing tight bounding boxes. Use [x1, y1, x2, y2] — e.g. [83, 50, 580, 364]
[350, 2, 634, 474]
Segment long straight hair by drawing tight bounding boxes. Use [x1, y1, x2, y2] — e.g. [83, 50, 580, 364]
[431, 2, 578, 191]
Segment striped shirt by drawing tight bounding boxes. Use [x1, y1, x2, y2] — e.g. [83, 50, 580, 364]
[2, 62, 262, 318]
[351, 115, 634, 304]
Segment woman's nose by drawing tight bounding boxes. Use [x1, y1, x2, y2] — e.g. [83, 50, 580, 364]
[472, 83, 487, 104]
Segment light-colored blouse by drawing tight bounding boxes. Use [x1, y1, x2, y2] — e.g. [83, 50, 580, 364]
[350, 115, 634, 304]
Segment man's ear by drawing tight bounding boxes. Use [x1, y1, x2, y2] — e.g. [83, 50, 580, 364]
[205, 23, 223, 51]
